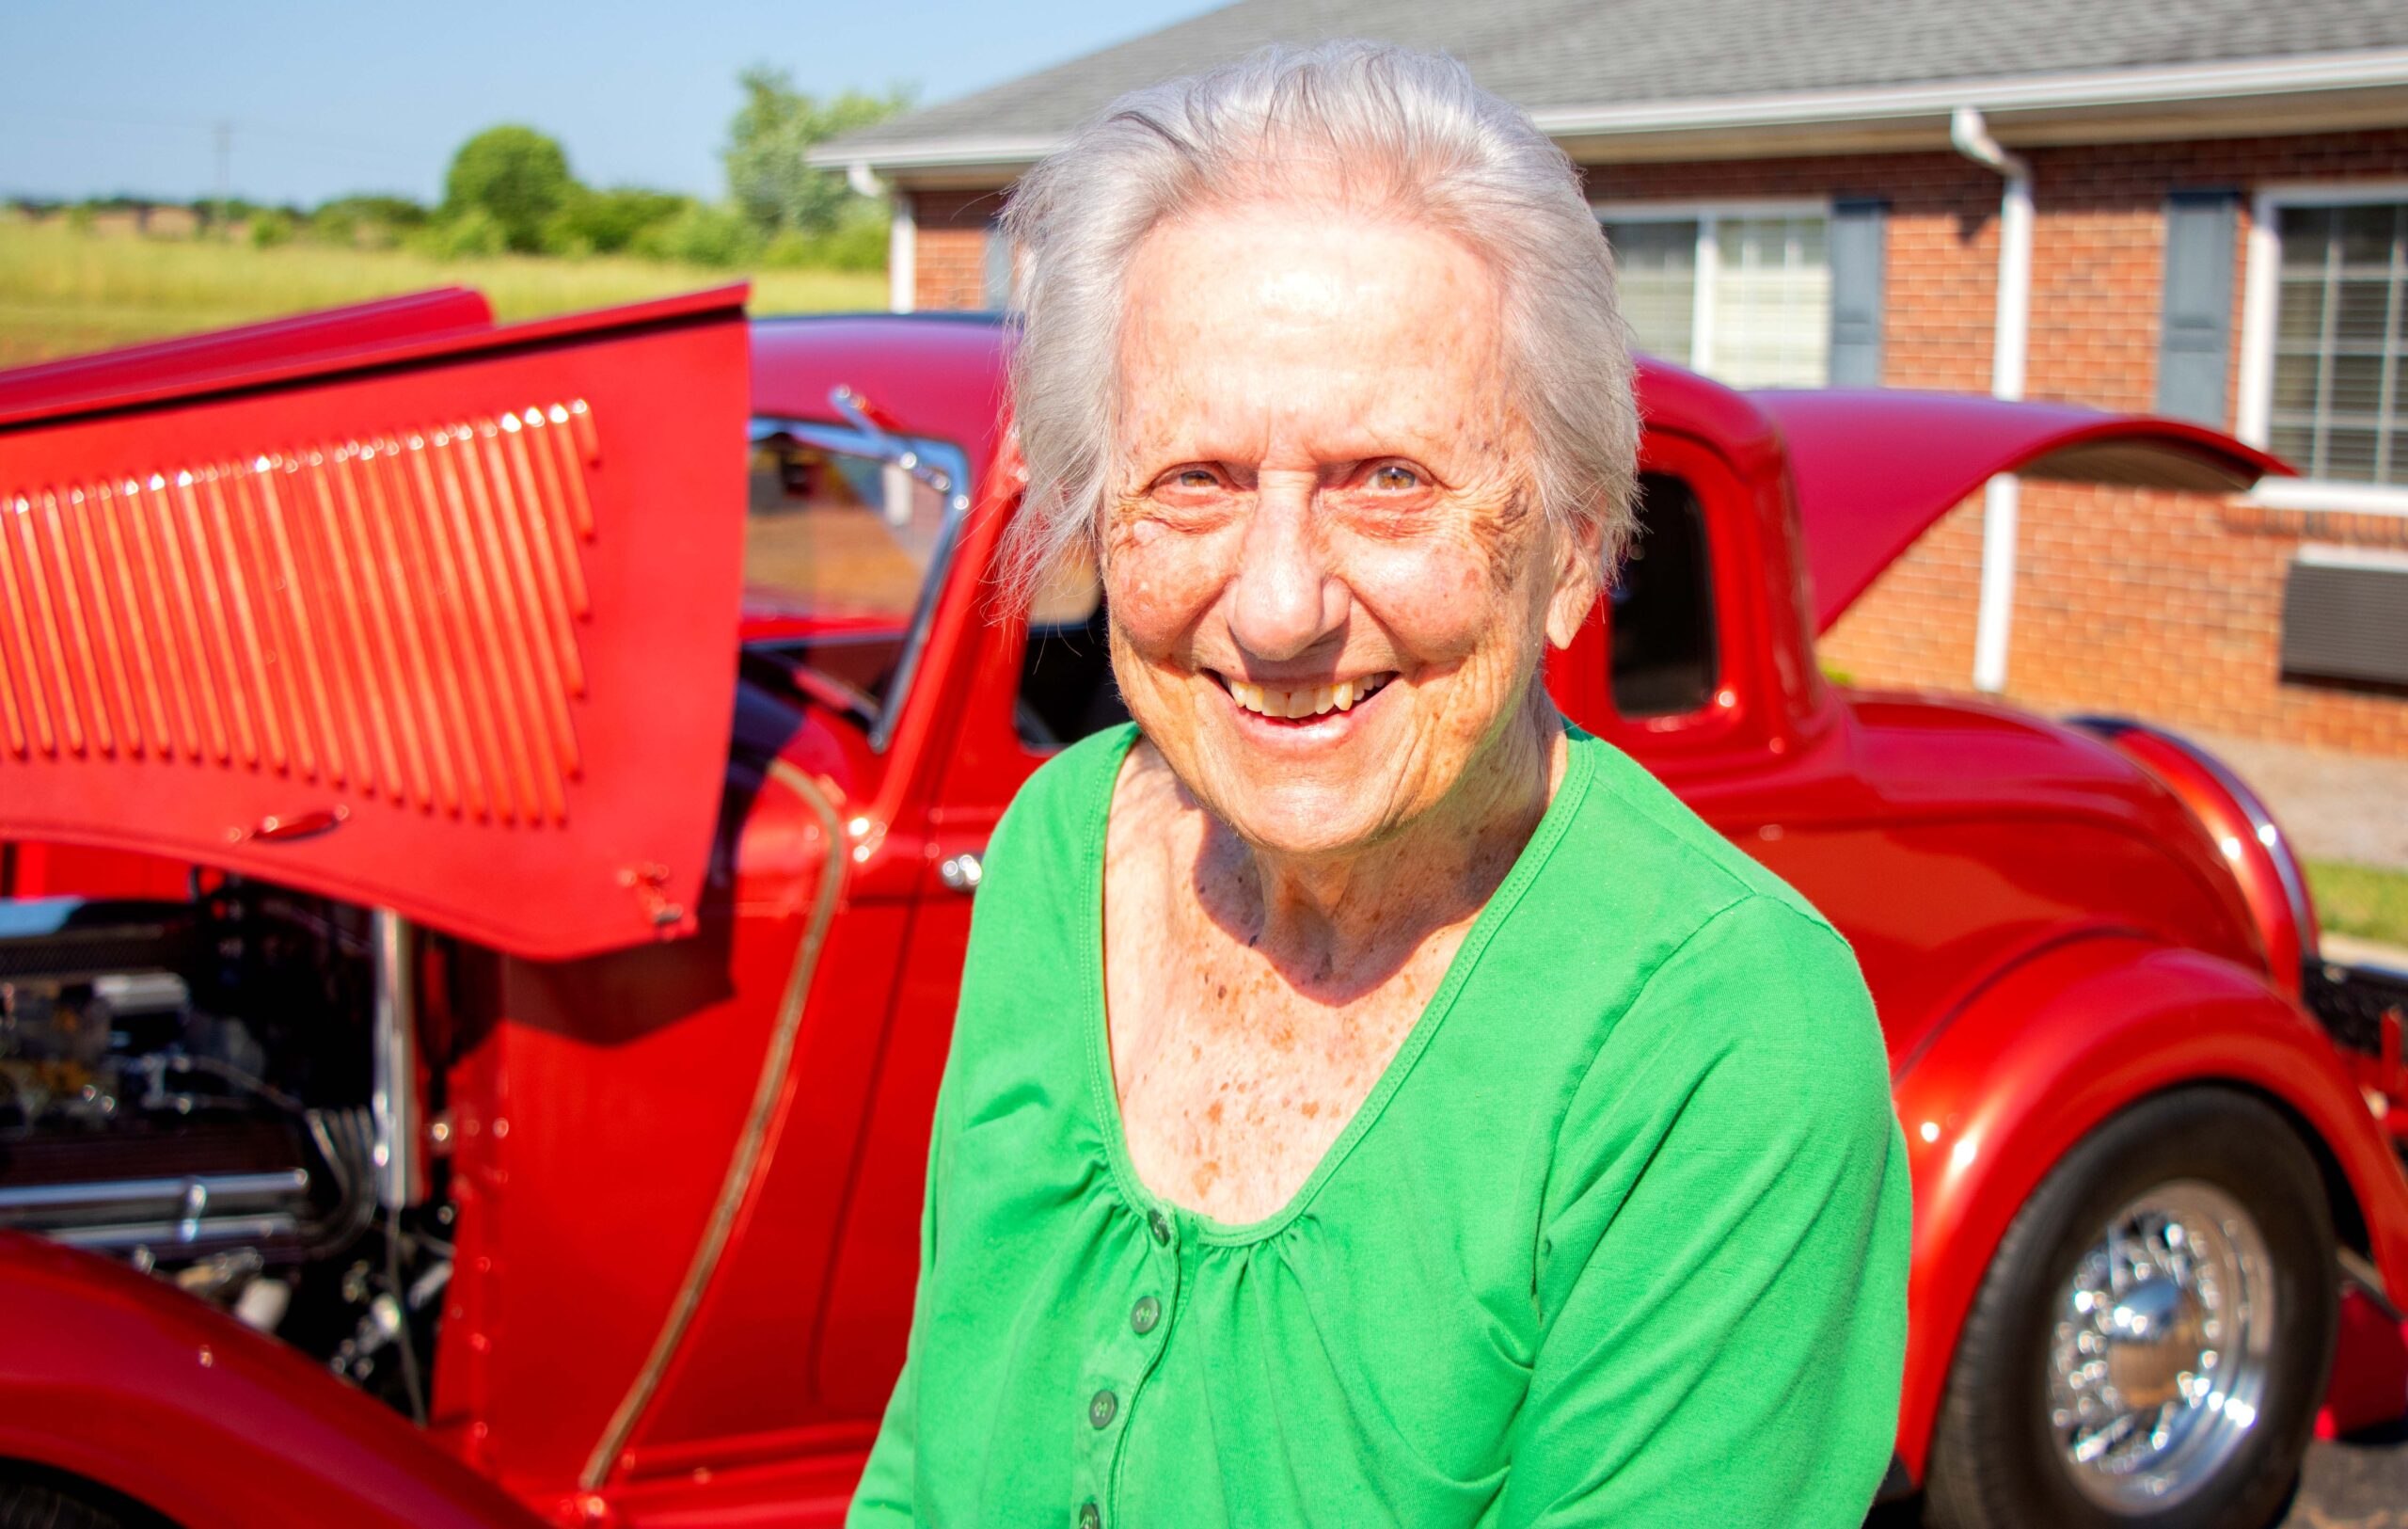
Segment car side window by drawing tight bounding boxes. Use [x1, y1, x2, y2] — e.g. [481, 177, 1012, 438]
[1016, 547, 1131, 749]
[743, 429, 954, 709]
[1609, 472, 1719, 718]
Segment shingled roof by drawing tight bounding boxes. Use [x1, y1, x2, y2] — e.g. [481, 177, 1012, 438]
[816, 0, 2408, 172]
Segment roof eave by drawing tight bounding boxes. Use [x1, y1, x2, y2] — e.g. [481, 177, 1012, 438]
[1539, 46, 2408, 140]
[803, 135, 1063, 177]
[814, 46, 2408, 181]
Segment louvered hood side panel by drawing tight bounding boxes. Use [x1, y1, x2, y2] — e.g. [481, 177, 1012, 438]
[0, 294, 749, 960]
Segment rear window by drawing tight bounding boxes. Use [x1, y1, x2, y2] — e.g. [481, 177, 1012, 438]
[1609, 473, 1719, 718]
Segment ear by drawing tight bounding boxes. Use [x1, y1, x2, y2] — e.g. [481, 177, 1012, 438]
[1543, 510, 1607, 649]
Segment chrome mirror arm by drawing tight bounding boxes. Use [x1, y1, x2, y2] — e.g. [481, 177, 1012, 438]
[829, 384, 957, 500]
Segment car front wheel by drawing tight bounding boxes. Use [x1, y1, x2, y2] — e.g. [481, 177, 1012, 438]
[1924, 1088, 2338, 1529]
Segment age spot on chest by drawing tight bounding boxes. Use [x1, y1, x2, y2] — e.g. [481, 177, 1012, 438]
[1099, 741, 1534, 1224]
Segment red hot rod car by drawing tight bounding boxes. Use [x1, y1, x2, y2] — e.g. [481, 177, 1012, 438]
[0, 285, 2405, 1529]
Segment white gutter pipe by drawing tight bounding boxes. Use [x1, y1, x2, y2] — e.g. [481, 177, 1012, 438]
[887, 191, 915, 314]
[1951, 105, 2033, 694]
[848, 162, 914, 314]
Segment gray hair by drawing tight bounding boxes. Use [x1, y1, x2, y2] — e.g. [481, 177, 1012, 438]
[998, 40, 1640, 601]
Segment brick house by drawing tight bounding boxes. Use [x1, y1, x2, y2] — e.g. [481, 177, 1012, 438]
[815, 1, 2408, 757]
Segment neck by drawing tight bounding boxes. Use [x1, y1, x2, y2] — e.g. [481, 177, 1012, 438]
[1204, 686, 1568, 995]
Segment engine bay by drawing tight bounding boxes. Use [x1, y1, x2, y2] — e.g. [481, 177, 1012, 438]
[0, 883, 452, 1419]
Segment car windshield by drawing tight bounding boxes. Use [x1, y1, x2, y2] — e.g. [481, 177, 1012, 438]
[743, 420, 970, 734]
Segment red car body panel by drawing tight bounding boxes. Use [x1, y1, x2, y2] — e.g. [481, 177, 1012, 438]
[0, 1233, 547, 1529]
[0, 295, 2401, 1527]
[0, 289, 751, 959]
[0, 287, 499, 430]
[1888, 935, 2408, 1472]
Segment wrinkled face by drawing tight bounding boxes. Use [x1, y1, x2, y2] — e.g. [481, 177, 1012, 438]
[1103, 201, 1598, 858]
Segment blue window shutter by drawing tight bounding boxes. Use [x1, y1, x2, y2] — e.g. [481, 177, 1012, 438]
[1828, 198, 1886, 387]
[2156, 190, 2240, 425]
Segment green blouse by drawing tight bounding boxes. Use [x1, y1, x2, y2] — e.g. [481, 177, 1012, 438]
[849, 724, 1909, 1528]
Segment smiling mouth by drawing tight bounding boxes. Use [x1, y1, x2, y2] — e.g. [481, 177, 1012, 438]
[1212, 671, 1397, 722]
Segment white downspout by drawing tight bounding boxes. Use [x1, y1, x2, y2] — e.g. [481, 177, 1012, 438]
[850, 162, 914, 314]
[1951, 106, 2033, 694]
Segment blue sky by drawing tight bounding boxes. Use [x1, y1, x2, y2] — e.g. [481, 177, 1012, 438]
[1, 0, 1221, 205]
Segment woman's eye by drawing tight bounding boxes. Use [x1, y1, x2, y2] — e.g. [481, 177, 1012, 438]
[1368, 463, 1420, 491]
[1172, 468, 1218, 490]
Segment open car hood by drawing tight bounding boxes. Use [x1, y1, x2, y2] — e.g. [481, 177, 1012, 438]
[0, 288, 750, 960]
[1752, 390, 2289, 633]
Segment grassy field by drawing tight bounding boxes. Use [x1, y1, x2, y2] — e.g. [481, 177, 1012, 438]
[0, 218, 888, 367]
[2309, 859, 2408, 951]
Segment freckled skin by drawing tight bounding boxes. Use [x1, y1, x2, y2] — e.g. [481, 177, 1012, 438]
[1100, 201, 1605, 1224]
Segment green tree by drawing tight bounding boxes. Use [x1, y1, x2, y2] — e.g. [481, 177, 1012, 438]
[631, 201, 759, 268]
[547, 186, 691, 256]
[723, 67, 911, 237]
[443, 125, 577, 252]
[309, 194, 428, 248]
[247, 209, 296, 248]
[417, 206, 510, 259]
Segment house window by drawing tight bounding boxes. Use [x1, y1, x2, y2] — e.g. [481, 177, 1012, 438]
[2269, 201, 2406, 485]
[1596, 205, 1832, 388]
[2242, 186, 2408, 510]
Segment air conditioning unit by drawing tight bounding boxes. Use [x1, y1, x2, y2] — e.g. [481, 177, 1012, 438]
[2281, 544, 2408, 688]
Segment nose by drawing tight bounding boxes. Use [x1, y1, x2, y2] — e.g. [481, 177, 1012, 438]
[1226, 476, 1344, 662]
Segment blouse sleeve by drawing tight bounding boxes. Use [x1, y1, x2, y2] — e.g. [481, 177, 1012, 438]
[845, 738, 1101, 1525]
[845, 1067, 955, 1526]
[1496, 894, 1912, 1528]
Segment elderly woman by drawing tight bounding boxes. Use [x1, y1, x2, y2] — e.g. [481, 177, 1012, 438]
[850, 41, 1909, 1529]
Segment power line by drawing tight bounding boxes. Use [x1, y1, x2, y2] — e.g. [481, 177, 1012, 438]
[214, 119, 231, 225]
[0, 104, 435, 163]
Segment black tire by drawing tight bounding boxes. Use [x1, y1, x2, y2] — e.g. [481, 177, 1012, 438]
[1924, 1088, 2337, 1529]
[0, 1468, 174, 1529]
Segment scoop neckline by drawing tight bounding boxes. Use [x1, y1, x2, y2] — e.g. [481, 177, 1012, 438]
[1078, 720, 1598, 1247]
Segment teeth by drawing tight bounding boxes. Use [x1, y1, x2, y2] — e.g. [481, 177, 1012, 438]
[1226, 674, 1391, 718]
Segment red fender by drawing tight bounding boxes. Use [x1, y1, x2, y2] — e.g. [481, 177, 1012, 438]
[1890, 932, 2408, 1474]
[0, 1234, 544, 1529]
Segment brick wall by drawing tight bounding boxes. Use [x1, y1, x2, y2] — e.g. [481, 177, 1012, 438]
[1588, 152, 2005, 392]
[1595, 133, 2408, 758]
[911, 189, 1006, 311]
[911, 129, 2408, 757]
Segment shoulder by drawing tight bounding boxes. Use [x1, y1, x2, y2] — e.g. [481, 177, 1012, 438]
[1499, 732, 1871, 1036]
[1538, 887, 1896, 1272]
[1571, 891, 1893, 1229]
[1638, 895, 1881, 1079]
[958, 723, 1134, 996]
[982, 723, 1141, 887]
[1542, 734, 1890, 1137]
[945, 727, 1136, 1107]
[1560, 729, 1836, 936]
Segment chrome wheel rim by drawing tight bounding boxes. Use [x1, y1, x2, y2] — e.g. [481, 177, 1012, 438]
[2047, 1180, 2276, 1512]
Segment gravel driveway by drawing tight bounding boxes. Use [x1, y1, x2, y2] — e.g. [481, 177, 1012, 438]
[1866, 1428, 2408, 1525]
[2287, 1428, 2408, 1527]
[2192, 729, 2408, 874]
